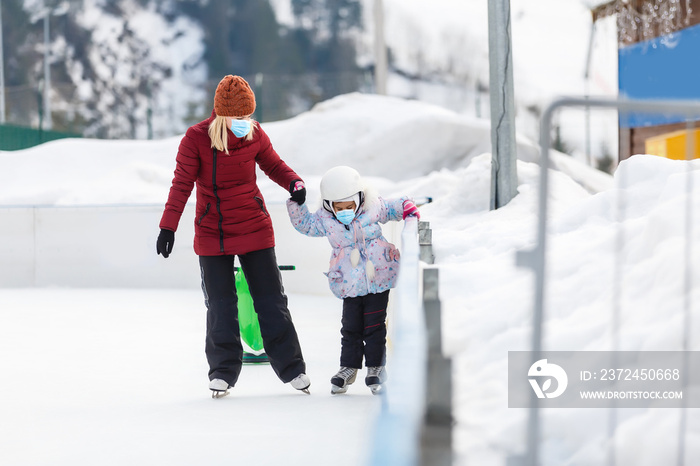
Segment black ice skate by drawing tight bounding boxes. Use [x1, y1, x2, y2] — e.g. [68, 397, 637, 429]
[330, 366, 358, 394]
[365, 366, 387, 395]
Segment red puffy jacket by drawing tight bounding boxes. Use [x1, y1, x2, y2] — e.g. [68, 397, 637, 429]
[160, 111, 300, 256]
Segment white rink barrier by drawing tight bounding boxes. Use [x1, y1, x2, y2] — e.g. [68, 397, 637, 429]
[369, 216, 426, 466]
[0, 202, 403, 294]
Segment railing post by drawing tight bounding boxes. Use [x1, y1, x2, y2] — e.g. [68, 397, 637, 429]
[419, 221, 434, 264]
[419, 221, 453, 466]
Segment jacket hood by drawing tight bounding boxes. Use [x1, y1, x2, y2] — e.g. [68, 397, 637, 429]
[360, 182, 379, 213]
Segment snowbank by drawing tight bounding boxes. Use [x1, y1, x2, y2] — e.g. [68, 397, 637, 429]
[0, 94, 608, 208]
[426, 154, 700, 465]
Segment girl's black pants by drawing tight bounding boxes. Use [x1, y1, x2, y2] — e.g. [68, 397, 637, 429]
[199, 248, 306, 386]
[340, 290, 390, 368]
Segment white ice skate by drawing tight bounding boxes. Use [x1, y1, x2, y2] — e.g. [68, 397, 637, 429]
[290, 373, 311, 394]
[209, 378, 231, 398]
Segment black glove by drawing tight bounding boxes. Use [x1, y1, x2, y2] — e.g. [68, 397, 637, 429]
[289, 180, 306, 205]
[156, 229, 175, 258]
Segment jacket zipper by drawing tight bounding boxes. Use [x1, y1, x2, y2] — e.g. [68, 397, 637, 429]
[212, 148, 225, 253]
[254, 196, 269, 216]
[197, 203, 211, 225]
[353, 222, 372, 290]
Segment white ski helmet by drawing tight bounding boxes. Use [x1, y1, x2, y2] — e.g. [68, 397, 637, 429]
[320, 166, 364, 213]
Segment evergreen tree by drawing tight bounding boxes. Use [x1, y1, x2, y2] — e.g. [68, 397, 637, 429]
[290, 0, 363, 101]
[3, 0, 365, 136]
[2, 0, 37, 124]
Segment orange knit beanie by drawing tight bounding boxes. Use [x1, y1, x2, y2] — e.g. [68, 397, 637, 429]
[214, 75, 256, 117]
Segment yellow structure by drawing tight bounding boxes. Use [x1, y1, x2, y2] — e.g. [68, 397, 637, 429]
[645, 129, 700, 160]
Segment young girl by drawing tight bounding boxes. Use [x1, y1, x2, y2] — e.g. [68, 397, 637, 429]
[286, 166, 420, 395]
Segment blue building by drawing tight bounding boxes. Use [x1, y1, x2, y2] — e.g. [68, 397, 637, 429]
[592, 0, 700, 159]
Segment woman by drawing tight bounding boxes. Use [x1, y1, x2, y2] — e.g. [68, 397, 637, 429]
[156, 75, 310, 398]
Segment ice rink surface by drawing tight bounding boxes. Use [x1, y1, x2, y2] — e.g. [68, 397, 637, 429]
[0, 288, 380, 466]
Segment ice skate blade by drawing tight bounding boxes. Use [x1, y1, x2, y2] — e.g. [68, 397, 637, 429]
[293, 382, 311, 394]
[368, 384, 383, 395]
[331, 385, 349, 395]
[211, 390, 229, 399]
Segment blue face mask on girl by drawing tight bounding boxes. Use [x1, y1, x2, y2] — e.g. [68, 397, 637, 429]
[230, 119, 251, 138]
[335, 209, 355, 225]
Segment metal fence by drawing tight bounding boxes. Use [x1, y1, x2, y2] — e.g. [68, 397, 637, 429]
[0, 122, 80, 150]
[517, 97, 700, 466]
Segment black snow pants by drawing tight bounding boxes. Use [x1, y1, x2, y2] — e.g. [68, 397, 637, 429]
[199, 248, 306, 386]
[339, 290, 390, 369]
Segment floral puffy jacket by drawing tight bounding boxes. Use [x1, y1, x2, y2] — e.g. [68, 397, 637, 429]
[287, 196, 407, 299]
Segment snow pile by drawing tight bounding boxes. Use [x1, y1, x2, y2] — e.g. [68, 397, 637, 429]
[265, 93, 536, 180]
[0, 93, 608, 207]
[0, 137, 180, 206]
[425, 154, 700, 465]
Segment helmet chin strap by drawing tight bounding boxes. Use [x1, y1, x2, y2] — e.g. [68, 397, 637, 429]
[323, 199, 334, 214]
[323, 192, 364, 215]
[356, 192, 365, 213]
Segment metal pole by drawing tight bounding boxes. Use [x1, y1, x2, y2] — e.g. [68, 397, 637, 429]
[255, 72, 264, 123]
[677, 119, 694, 466]
[607, 117, 629, 466]
[43, 11, 52, 131]
[487, 0, 518, 209]
[521, 101, 555, 466]
[0, 0, 5, 124]
[584, 21, 596, 167]
[373, 0, 387, 95]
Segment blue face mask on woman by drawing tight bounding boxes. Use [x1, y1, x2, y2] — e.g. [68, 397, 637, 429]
[335, 209, 355, 225]
[230, 119, 251, 138]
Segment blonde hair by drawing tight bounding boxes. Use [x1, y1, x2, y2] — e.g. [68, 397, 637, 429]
[208, 115, 256, 154]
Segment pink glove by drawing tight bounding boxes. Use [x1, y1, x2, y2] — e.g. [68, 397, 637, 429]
[386, 247, 400, 262]
[403, 200, 420, 220]
[289, 180, 306, 205]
